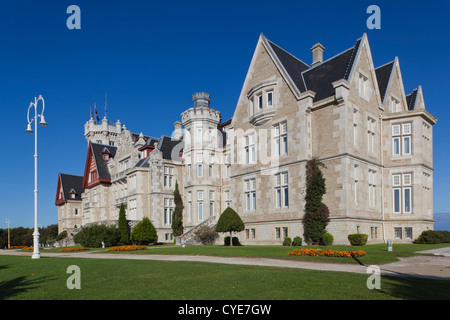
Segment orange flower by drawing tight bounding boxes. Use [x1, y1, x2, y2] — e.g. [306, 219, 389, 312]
[287, 248, 366, 258]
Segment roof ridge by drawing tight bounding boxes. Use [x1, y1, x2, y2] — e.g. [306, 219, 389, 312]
[267, 39, 310, 69]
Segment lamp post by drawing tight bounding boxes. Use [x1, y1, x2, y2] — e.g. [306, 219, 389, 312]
[6, 217, 11, 249]
[26, 95, 47, 259]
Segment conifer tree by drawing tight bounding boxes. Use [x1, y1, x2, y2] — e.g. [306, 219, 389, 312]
[171, 181, 184, 237]
[118, 203, 129, 245]
[303, 158, 330, 245]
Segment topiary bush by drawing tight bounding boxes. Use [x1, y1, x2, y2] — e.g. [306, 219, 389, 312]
[347, 233, 368, 246]
[321, 232, 334, 246]
[283, 237, 292, 246]
[292, 236, 302, 246]
[216, 207, 245, 247]
[130, 217, 158, 245]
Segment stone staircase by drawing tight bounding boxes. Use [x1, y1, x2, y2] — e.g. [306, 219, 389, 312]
[180, 215, 217, 245]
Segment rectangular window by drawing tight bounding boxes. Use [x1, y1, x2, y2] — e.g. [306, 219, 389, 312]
[392, 137, 400, 155]
[209, 201, 214, 217]
[274, 122, 288, 156]
[275, 227, 281, 239]
[198, 202, 203, 221]
[392, 173, 413, 214]
[267, 91, 273, 107]
[359, 73, 368, 98]
[392, 122, 412, 156]
[245, 178, 256, 211]
[405, 227, 413, 239]
[393, 188, 401, 213]
[198, 164, 203, 177]
[403, 188, 411, 213]
[403, 136, 411, 155]
[258, 94, 263, 109]
[368, 169, 377, 207]
[275, 172, 289, 208]
[367, 117, 376, 153]
[394, 227, 402, 239]
[245, 134, 256, 164]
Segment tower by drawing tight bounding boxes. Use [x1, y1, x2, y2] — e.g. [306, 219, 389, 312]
[181, 93, 223, 226]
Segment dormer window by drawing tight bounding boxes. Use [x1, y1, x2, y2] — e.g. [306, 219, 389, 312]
[101, 147, 111, 161]
[69, 188, 77, 199]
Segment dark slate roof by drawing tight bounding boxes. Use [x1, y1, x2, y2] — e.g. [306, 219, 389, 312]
[267, 40, 310, 92]
[302, 39, 361, 102]
[267, 37, 361, 102]
[60, 173, 84, 201]
[375, 61, 394, 103]
[91, 142, 117, 180]
[406, 88, 418, 110]
[158, 136, 184, 161]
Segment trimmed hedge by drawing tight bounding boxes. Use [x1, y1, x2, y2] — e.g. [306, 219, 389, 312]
[321, 232, 334, 246]
[347, 233, 368, 246]
[73, 224, 120, 248]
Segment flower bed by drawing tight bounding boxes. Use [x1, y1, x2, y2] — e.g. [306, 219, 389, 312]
[22, 246, 43, 251]
[7, 246, 25, 250]
[106, 245, 147, 252]
[58, 247, 90, 253]
[287, 248, 366, 258]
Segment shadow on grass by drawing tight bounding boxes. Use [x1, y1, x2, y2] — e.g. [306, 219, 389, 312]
[0, 275, 54, 300]
[380, 275, 450, 300]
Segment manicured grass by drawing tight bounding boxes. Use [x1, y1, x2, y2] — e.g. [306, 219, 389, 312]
[0, 255, 449, 300]
[101, 243, 450, 265]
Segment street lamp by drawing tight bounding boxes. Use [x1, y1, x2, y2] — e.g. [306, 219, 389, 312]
[26, 95, 47, 259]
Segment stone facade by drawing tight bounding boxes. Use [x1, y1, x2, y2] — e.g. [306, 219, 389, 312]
[56, 33, 436, 245]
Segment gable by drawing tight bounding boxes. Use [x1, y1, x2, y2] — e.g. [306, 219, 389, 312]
[347, 34, 382, 107]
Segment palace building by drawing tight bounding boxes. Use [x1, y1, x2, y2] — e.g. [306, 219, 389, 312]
[55, 33, 436, 245]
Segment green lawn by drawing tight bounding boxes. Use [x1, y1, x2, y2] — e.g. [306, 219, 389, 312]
[98, 243, 450, 265]
[1, 254, 449, 300]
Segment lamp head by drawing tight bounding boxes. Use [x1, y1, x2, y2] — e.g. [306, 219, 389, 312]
[26, 123, 34, 133]
[39, 115, 47, 127]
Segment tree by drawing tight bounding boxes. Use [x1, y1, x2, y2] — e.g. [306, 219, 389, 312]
[303, 158, 330, 245]
[215, 207, 245, 246]
[171, 181, 184, 237]
[118, 203, 129, 244]
[130, 217, 157, 245]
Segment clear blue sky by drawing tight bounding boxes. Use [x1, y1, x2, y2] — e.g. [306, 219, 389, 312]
[0, 0, 449, 231]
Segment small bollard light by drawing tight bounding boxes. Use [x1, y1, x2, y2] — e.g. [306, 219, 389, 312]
[387, 239, 393, 252]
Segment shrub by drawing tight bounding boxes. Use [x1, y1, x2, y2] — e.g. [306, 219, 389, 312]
[414, 230, 450, 244]
[193, 225, 219, 245]
[321, 232, 334, 246]
[347, 233, 368, 246]
[55, 230, 68, 242]
[283, 237, 292, 246]
[224, 236, 241, 246]
[73, 224, 120, 247]
[130, 217, 158, 245]
[292, 236, 302, 246]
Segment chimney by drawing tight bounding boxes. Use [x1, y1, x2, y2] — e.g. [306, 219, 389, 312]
[173, 121, 183, 140]
[311, 43, 325, 66]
